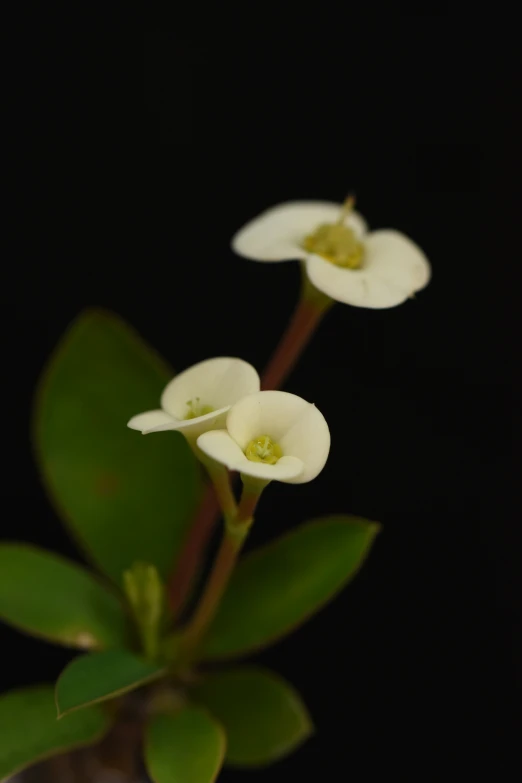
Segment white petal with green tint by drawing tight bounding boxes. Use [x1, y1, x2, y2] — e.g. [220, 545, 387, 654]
[200, 391, 330, 484]
[306, 229, 431, 309]
[232, 200, 367, 262]
[197, 430, 304, 482]
[129, 356, 261, 439]
[231, 200, 431, 310]
[127, 409, 177, 433]
[161, 356, 260, 416]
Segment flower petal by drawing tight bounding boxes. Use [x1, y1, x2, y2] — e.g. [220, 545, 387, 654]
[278, 403, 330, 484]
[232, 201, 368, 262]
[127, 408, 231, 439]
[161, 357, 260, 419]
[160, 407, 230, 438]
[226, 391, 313, 450]
[224, 391, 330, 484]
[364, 230, 431, 292]
[127, 410, 178, 434]
[305, 230, 430, 309]
[197, 430, 304, 482]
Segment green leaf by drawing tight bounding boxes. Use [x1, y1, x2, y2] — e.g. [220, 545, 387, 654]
[0, 544, 129, 649]
[56, 649, 165, 717]
[203, 515, 380, 659]
[145, 706, 225, 783]
[33, 308, 203, 586]
[0, 685, 111, 780]
[194, 666, 312, 767]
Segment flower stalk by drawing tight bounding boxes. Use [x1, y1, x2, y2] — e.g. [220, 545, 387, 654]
[181, 480, 264, 657]
[167, 445, 237, 616]
[261, 267, 333, 391]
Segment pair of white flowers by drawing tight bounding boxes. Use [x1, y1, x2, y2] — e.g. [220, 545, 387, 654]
[128, 357, 330, 484]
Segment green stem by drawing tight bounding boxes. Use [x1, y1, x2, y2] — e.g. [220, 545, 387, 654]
[166, 447, 237, 615]
[181, 482, 263, 655]
[199, 451, 237, 525]
[142, 624, 158, 661]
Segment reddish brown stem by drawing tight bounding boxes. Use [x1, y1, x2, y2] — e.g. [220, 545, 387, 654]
[167, 481, 220, 617]
[261, 297, 327, 390]
[181, 534, 238, 648]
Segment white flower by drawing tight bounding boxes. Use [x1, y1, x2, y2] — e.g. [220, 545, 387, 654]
[197, 391, 330, 484]
[127, 357, 260, 439]
[232, 199, 431, 309]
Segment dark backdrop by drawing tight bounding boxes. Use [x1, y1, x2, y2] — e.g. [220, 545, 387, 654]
[4, 17, 519, 782]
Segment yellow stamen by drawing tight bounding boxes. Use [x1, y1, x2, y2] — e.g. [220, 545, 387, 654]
[245, 435, 282, 465]
[185, 398, 215, 420]
[303, 194, 364, 269]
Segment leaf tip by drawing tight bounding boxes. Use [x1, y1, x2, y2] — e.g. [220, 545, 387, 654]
[300, 710, 315, 741]
[55, 694, 65, 721]
[56, 702, 77, 720]
[76, 305, 119, 328]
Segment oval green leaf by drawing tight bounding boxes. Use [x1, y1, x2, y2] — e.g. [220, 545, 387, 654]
[0, 544, 129, 649]
[194, 666, 312, 767]
[33, 308, 203, 586]
[203, 515, 380, 659]
[0, 685, 111, 781]
[56, 649, 165, 717]
[145, 706, 225, 783]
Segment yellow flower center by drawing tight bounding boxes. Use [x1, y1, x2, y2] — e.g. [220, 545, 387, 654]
[303, 195, 364, 269]
[184, 398, 215, 420]
[245, 435, 282, 465]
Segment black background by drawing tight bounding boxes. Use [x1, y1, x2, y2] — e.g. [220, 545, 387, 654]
[4, 16, 520, 782]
